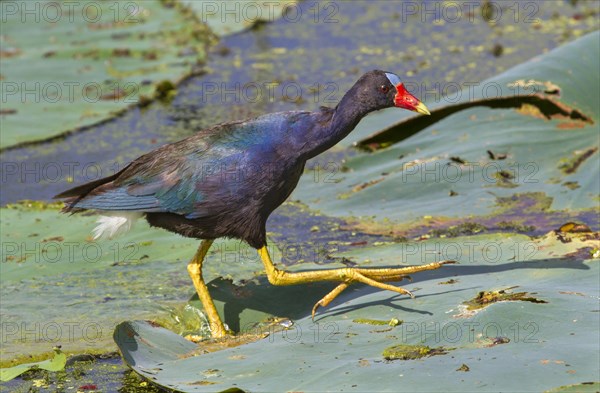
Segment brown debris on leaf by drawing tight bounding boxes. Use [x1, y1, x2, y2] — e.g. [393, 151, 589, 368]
[556, 121, 586, 129]
[559, 147, 598, 174]
[438, 278, 459, 285]
[338, 177, 386, 199]
[351, 177, 386, 193]
[462, 287, 547, 311]
[487, 150, 508, 160]
[0, 47, 22, 58]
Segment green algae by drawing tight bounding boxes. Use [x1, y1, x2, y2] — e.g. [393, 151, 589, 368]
[545, 382, 600, 393]
[494, 192, 554, 214]
[352, 318, 401, 327]
[5, 200, 64, 211]
[496, 221, 536, 233]
[428, 222, 488, 238]
[382, 344, 450, 361]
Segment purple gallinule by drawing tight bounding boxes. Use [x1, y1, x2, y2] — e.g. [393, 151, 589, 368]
[56, 70, 451, 338]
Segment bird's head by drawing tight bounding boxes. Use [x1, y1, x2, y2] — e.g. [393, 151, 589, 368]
[354, 70, 430, 115]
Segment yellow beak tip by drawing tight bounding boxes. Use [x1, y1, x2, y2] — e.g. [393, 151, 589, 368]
[414, 102, 431, 116]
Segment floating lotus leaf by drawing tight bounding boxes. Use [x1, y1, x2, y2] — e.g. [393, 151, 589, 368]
[114, 230, 599, 392]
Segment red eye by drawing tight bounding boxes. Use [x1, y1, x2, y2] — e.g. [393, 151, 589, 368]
[380, 85, 389, 93]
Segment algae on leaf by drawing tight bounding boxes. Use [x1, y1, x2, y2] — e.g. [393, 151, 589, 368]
[382, 344, 450, 360]
[545, 382, 600, 393]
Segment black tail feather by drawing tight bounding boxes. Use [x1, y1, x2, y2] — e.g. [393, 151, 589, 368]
[54, 165, 130, 212]
[53, 173, 119, 199]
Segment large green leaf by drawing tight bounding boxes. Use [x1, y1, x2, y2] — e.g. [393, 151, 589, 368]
[114, 230, 599, 392]
[0, 0, 211, 149]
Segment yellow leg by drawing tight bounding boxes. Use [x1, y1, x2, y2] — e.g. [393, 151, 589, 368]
[187, 240, 227, 338]
[258, 245, 454, 318]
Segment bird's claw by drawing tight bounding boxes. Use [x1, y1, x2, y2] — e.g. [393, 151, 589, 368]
[311, 301, 323, 321]
[440, 260, 457, 265]
[310, 260, 457, 322]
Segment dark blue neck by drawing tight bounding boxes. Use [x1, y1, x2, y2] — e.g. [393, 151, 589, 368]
[300, 84, 370, 159]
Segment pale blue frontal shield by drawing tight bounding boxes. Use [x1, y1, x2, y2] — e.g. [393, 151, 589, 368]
[385, 72, 402, 86]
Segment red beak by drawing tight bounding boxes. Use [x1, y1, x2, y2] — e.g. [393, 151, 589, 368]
[394, 83, 430, 115]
